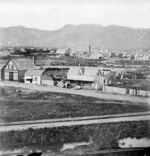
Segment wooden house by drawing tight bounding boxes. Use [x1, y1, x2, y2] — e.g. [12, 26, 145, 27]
[3, 58, 36, 82]
[67, 66, 117, 90]
[24, 69, 53, 85]
[94, 70, 116, 90]
[67, 67, 103, 89]
[135, 52, 149, 61]
[0, 59, 8, 81]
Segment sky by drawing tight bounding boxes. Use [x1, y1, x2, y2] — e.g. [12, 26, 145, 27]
[0, 0, 150, 30]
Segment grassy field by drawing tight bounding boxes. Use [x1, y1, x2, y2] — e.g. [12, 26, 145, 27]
[0, 121, 150, 151]
[0, 86, 149, 123]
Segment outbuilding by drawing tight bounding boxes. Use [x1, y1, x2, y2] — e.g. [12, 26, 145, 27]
[24, 69, 53, 85]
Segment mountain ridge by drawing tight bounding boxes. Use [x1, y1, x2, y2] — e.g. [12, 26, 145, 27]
[0, 24, 150, 50]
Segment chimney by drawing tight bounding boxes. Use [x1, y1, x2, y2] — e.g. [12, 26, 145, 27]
[32, 56, 35, 64]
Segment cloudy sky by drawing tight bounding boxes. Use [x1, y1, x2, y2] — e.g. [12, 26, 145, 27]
[0, 0, 150, 30]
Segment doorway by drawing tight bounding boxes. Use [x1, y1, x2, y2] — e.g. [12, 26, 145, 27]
[9, 72, 13, 81]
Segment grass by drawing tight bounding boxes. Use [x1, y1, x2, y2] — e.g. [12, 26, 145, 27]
[0, 86, 149, 122]
[0, 121, 150, 151]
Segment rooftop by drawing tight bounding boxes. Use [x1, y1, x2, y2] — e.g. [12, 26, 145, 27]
[0, 59, 8, 69]
[67, 67, 101, 81]
[25, 69, 44, 76]
[11, 58, 37, 70]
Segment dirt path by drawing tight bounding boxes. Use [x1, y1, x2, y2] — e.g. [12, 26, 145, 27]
[0, 112, 150, 132]
[0, 81, 150, 104]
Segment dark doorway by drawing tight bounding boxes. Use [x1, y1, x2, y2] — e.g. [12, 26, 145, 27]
[9, 72, 13, 81]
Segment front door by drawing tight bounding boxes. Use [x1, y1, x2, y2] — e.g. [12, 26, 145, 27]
[9, 72, 13, 81]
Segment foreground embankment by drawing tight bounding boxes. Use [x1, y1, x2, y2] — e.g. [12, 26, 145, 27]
[0, 121, 150, 153]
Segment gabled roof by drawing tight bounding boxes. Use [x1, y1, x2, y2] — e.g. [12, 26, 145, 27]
[42, 73, 53, 80]
[25, 69, 44, 76]
[45, 70, 67, 78]
[0, 59, 9, 70]
[101, 70, 112, 76]
[11, 58, 37, 70]
[67, 67, 100, 81]
[104, 71, 116, 80]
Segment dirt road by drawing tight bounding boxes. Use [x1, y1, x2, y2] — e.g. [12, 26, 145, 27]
[0, 112, 150, 132]
[0, 81, 150, 104]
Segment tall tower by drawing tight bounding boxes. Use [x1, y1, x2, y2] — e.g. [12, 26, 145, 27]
[89, 44, 91, 53]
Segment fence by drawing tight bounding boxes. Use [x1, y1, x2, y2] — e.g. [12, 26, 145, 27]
[103, 86, 150, 97]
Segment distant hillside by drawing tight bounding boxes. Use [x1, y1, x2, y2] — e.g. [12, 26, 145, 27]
[0, 24, 150, 50]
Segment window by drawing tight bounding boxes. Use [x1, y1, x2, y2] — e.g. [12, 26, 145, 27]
[8, 64, 10, 69]
[12, 65, 14, 69]
[79, 68, 85, 76]
[104, 79, 106, 84]
[26, 79, 32, 83]
[34, 77, 38, 82]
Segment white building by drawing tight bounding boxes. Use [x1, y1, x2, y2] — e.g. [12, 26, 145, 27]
[135, 52, 149, 61]
[24, 69, 53, 85]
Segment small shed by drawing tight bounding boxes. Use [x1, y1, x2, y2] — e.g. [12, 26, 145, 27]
[42, 73, 54, 86]
[24, 69, 53, 85]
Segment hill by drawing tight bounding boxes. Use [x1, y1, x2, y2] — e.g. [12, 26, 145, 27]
[0, 24, 150, 50]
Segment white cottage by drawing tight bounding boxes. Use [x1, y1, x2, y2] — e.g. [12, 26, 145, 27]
[24, 69, 54, 85]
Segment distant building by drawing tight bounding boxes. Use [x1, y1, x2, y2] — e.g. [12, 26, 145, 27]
[135, 52, 149, 60]
[110, 53, 116, 58]
[131, 54, 135, 60]
[127, 54, 131, 60]
[56, 48, 67, 54]
[119, 53, 123, 58]
[89, 54, 103, 59]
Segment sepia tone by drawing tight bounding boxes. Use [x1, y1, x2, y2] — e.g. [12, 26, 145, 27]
[0, 0, 150, 156]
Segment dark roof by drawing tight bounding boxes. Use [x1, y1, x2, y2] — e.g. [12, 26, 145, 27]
[45, 70, 67, 78]
[104, 71, 116, 80]
[42, 73, 53, 80]
[0, 59, 9, 70]
[11, 58, 37, 70]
